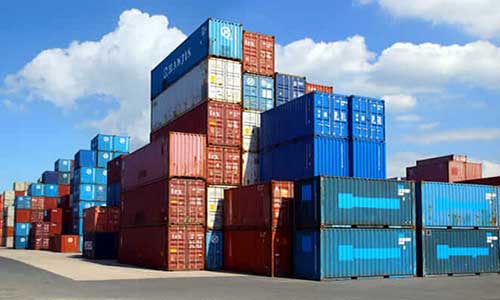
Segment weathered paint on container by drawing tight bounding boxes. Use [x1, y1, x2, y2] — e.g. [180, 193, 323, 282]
[207, 185, 232, 230]
[207, 146, 240, 186]
[305, 82, 333, 94]
[407, 161, 482, 183]
[242, 31, 274, 76]
[295, 176, 415, 228]
[274, 73, 306, 107]
[417, 182, 498, 228]
[418, 229, 499, 276]
[242, 111, 260, 152]
[260, 136, 349, 182]
[350, 140, 386, 179]
[151, 58, 242, 131]
[459, 176, 500, 186]
[261, 92, 349, 151]
[151, 100, 241, 148]
[151, 18, 243, 99]
[349, 95, 385, 142]
[205, 230, 223, 270]
[241, 152, 259, 186]
[293, 228, 416, 280]
[242, 74, 274, 112]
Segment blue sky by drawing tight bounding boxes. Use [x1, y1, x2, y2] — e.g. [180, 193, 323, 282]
[1, 0, 500, 190]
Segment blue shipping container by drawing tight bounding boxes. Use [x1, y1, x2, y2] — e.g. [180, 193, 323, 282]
[260, 136, 349, 182]
[274, 73, 306, 107]
[260, 92, 349, 151]
[113, 135, 130, 153]
[15, 196, 31, 209]
[72, 218, 84, 235]
[55, 158, 72, 172]
[15, 223, 31, 236]
[294, 228, 416, 280]
[14, 236, 29, 249]
[96, 151, 112, 169]
[205, 230, 223, 270]
[94, 185, 107, 202]
[74, 184, 95, 201]
[42, 171, 58, 184]
[73, 201, 104, 218]
[349, 95, 385, 141]
[45, 184, 59, 197]
[419, 229, 499, 275]
[151, 18, 243, 99]
[58, 172, 71, 185]
[74, 167, 95, 184]
[242, 73, 274, 112]
[75, 150, 96, 169]
[349, 140, 386, 179]
[107, 182, 121, 207]
[94, 168, 107, 185]
[295, 176, 415, 228]
[417, 182, 498, 228]
[28, 184, 44, 197]
[91, 134, 114, 152]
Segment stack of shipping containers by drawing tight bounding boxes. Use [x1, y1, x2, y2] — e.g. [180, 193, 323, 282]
[407, 155, 482, 183]
[2, 190, 16, 247]
[274, 73, 306, 107]
[416, 182, 500, 276]
[149, 18, 244, 271]
[14, 194, 31, 249]
[83, 206, 120, 259]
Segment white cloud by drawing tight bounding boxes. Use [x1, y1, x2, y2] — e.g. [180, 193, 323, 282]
[482, 160, 500, 177]
[2, 99, 27, 112]
[395, 114, 421, 122]
[407, 128, 500, 144]
[382, 94, 417, 112]
[419, 122, 439, 130]
[359, 0, 500, 38]
[386, 151, 425, 178]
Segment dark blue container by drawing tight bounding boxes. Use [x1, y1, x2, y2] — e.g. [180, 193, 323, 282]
[96, 151, 112, 169]
[349, 140, 386, 179]
[15, 196, 31, 209]
[44, 184, 59, 197]
[151, 18, 243, 99]
[42, 171, 59, 184]
[75, 150, 97, 169]
[260, 92, 349, 151]
[91, 134, 114, 152]
[293, 228, 416, 280]
[54, 159, 72, 172]
[14, 236, 29, 249]
[260, 136, 349, 181]
[274, 73, 306, 107]
[107, 182, 121, 207]
[57, 172, 71, 185]
[28, 184, 44, 197]
[15, 222, 30, 236]
[349, 95, 385, 141]
[72, 218, 84, 235]
[205, 230, 223, 270]
[113, 135, 130, 153]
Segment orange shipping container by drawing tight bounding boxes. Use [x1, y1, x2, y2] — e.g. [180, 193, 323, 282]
[50, 235, 79, 253]
[15, 209, 31, 223]
[305, 82, 333, 94]
[243, 31, 275, 76]
[31, 197, 44, 210]
[58, 185, 70, 197]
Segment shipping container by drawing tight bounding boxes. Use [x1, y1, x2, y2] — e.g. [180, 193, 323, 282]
[31, 197, 44, 210]
[151, 18, 243, 99]
[14, 236, 29, 249]
[407, 161, 483, 183]
[207, 146, 240, 185]
[13, 182, 30, 192]
[207, 185, 232, 230]
[30, 211, 44, 223]
[91, 134, 114, 152]
[107, 182, 121, 207]
[42, 171, 58, 184]
[94, 168, 108, 185]
[260, 136, 349, 182]
[54, 159, 73, 172]
[242, 74, 274, 111]
[274, 73, 306, 107]
[96, 151, 112, 169]
[15, 210, 31, 223]
[225, 181, 293, 230]
[119, 225, 204, 271]
[224, 229, 291, 277]
[294, 228, 416, 280]
[261, 92, 349, 150]
[58, 185, 70, 197]
[151, 58, 242, 132]
[151, 100, 241, 147]
[295, 176, 415, 228]
[44, 197, 59, 210]
[107, 155, 125, 184]
[50, 235, 80, 253]
[113, 135, 130, 153]
[121, 178, 205, 227]
[14, 196, 31, 209]
[418, 229, 499, 276]
[349, 140, 386, 179]
[15, 222, 30, 236]
[349, 95, 385, 142]
[305, 82, 333, 94]
[205, 230, 223, 270]
[241, 152, 259, 186]
[44, 209, 63, 223]
[57, 172, 71, 185]
[417, 155, 467, 166]
[417, 182, 498, 228]
[122, 132, 206, 191]
[459, 176, 500, 186]
[242, 31, 274, 76]
[83, 232, 119, 259]
[75, 150, 97, 169]
[242, 111, 260, 152]
[28, 184, 44, 197]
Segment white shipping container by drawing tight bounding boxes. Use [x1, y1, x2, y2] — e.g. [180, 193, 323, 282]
[242, 111, 261, 152]
[13, 181, 29, 192]
[242, 152, 260, 186]
[5, 237, 13, 248]
[151, 57, 242, 131]
[3, 190, 15, 202]
[207, 185, 234, 230]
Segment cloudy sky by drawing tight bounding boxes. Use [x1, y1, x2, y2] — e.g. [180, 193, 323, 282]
[1, 0, 500, 190]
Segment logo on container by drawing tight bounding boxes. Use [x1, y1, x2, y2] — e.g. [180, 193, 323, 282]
[162, 48, 193, 80]
[221, 26, 232, 40]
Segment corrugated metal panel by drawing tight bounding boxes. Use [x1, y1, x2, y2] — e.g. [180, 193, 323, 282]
[350, 140, 386, 179]
[242, 74, 274, 112]
[260, 136, 349, 182]
[293, 228, 416, 280]
[305, 82, 333, 94]
[207, 185, 233, 230]
[261, 92, 349, 151]
[241, 152, 259, 186]
[418, 182, 498, 228]
[205, 230, 223, 270]
[151, 58, 242, 131]
[274, 73, 306, 107]
[295, 176, 415, 228]
[242, 31, 274, 76]
[349, 95, 385, 141]
[207, 146, 240, 185]
[151, 18, 242, 99]
[420, 229, 499, 275]
[242, 111, 260, 152]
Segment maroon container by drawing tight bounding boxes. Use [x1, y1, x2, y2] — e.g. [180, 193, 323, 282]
[43, 197, 59, 210]
[60, 195, 70, 209]
[416, 154, 467, 166]
[224, 181, 294, 230]
[108, 155, 126, 184]
[242, 31, 275, 76]
[459, 176, 500, 186]
[150, 100, 242, 148]
[122, 132, 206, 192]
[49, 222, 62, 236]
[15, 209, 31, 223]
[45, 209, 63, 223]
[407, 161, 482, 183]
[305, 82, 333, 94]
[224, 229, 291, 277]
[58, 185, 70, 197]
[62, 209, 73, 234]
[207, 146, 240, 185]
[118, 225, 204, 271]
[30, 211, 45, 223]
[42, 237, 50, 250]
[121, 178, 205, 227]
[31, 237, 43, 250]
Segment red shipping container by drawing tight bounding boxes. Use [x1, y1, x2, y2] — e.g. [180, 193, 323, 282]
[119, 225, 204, 271]
[224, 229, 291, 277]
[14, 191, 26, 197]
[121, 178, 205, 227]
[50, 235, 79, 253]
[60, 195, 70, 209]
[416, 154, 467, 166]
[242, 31, 275, 76]
[58, 185, 70, 197]
[6, 227, 14, 237]
[107, 207, 121, 232]
[465, 162, 482, 181]
[207, 146, 240, 185]
[407, 161, 482, 183]
[108, 155, 126, 184]
[459, 176, 500, 186]
[150, 101, 242, 148]
[31, 197, 44, 210]
[83, 206, 107, 233]
[122, 132, 206, 192]
[42, 237, 50, 250]
[30, 211, 45, 223]
[45, 209, 63, 223]
[43, 197, 59, 209]
[15, 209, 31, 223]
[49, 222, 62, 236]
[305, 82, 333, 94]
[225, 181, 294, 230]
[31, 237, 43, 250]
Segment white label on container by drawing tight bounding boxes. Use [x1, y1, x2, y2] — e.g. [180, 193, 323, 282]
[487, 236, 498, 243]
[85, 186, 91, 192]
[398, 237, 412, 245]
[103, 137, 110, 142]
[486, 193, 492, 200]
[103, 153, 109, 159]
[120, 138, 125, 144]
[68, 238, 74, 243]
[221, 26, 232, 40]
[84, 241, 93, 250]
[86, 169, 92, 175]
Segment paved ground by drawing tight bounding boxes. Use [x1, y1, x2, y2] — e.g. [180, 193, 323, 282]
[1, 249, 500, 300]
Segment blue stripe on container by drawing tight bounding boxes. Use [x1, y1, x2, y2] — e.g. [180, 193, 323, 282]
[338, 194, 400, 209]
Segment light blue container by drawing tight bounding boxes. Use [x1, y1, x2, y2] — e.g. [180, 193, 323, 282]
[349, 95, 385, 141]
[205, 230, 223, 270]
[96, 151, 112, 169]
[28, 184, 44, 197]
[260, 92, 349, 151]
[417, 182, 498, 228]
[54, 158, 72, 172]
[113, 135, 130, 153]
[58, 172, 71, 185]
[349, 140, 386, 179]
[260, 136, 349, 181]
[15, 196, 31, 209]
[15, 223, 31, 236]
[74, 184, 95, 201]
[242, 74, 274, 111]
[14, 236, 29, 249]
[45, 184, 59, 197]
[91, 134, 114, 152]
[151, 18, 243, 99]
[73, 201, 103, 218]
[94, 185, 107, 202]
[74, 167, 95, 184]
[94, 168, 108, 185]
[294, 228, 416, 280]
[274, 73, 306, 107]
[79, 235, 83, 252]
[107, 182, 121, 207]
[75, 150, 97, 169]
